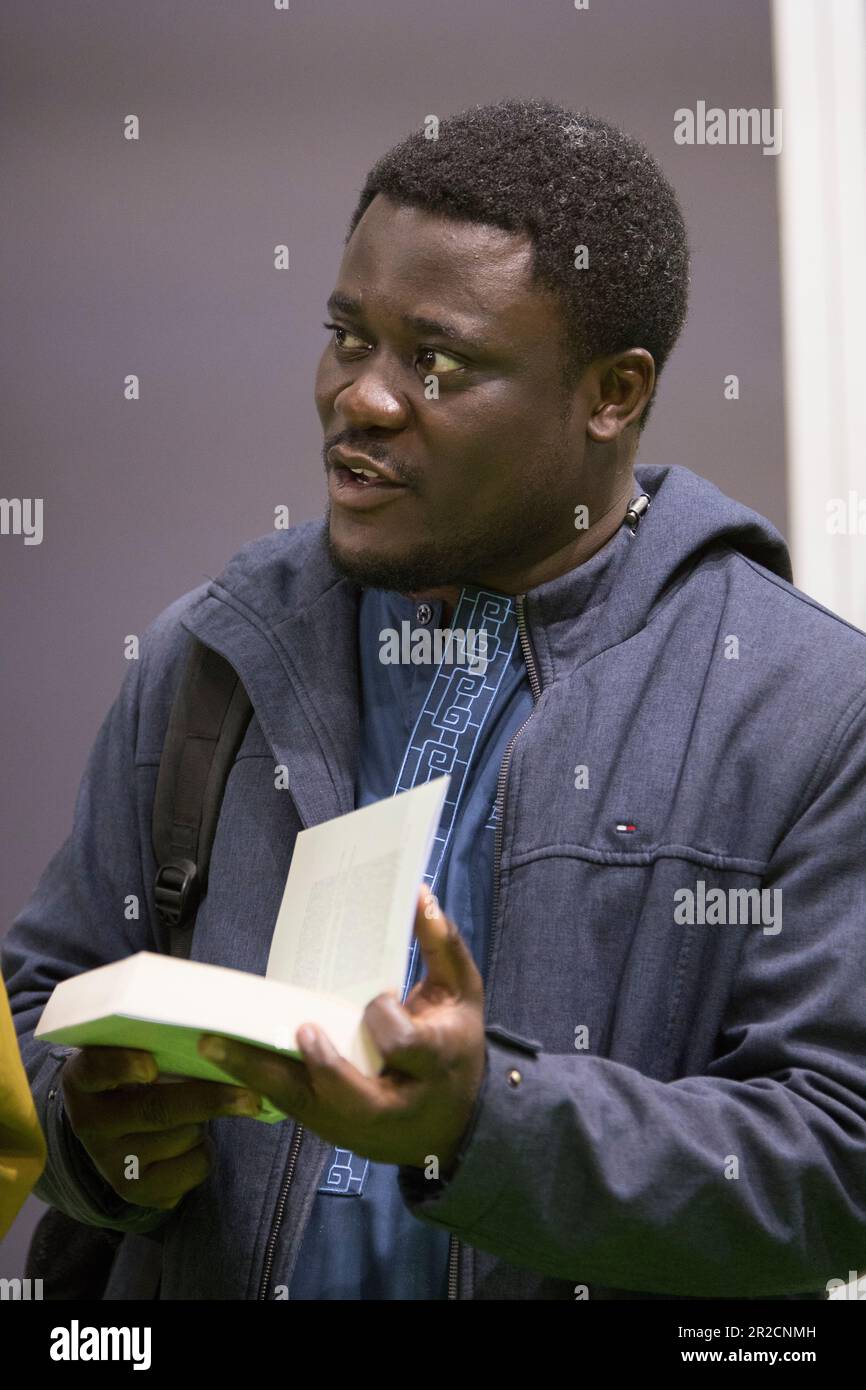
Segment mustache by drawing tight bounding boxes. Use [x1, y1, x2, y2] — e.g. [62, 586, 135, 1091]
[322, 433, 411, 486]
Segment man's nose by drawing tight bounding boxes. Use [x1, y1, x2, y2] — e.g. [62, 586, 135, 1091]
[334, 367, 409, 431]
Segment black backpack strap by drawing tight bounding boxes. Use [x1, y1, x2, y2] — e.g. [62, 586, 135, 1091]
[23, 639, 252, 1301]
[152, 638, 253, 958]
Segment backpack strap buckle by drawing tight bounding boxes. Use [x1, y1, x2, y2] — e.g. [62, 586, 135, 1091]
[153, 858, 200, 930]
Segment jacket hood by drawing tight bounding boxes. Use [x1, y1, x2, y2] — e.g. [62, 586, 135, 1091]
[634, 462, 792, 587]
[181, 464, 794, 828]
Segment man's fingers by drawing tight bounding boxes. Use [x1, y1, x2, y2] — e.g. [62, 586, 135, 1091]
[362, 993, 438, 1078]
[120, 1123, 207, 1169]
[66, 1076, 262, 1139]
[295, 1024, 387, 1109]
[198, 1035, 315, 1117]
[201, 1029, 385, 1116]
[64, 1046, 159, 1093]
[132, 1137, 214, 1210]
[413, 886, 483, 1003]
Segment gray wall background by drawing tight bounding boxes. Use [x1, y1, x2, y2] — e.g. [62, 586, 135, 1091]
[1, 0, 785, 1273]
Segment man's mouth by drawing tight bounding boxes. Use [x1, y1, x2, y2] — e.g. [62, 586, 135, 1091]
[327, 446, 410, 510]
[339, 464, 402, 488]
[327, 445, 408, 491]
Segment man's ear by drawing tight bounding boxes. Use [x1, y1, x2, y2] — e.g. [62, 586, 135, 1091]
[586, 349, 655, 445]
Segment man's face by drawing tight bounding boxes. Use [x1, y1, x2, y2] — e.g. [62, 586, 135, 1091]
[315, 192, 596, 594]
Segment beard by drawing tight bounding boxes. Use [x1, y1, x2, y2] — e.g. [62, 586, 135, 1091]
[324, 498, 549, 595]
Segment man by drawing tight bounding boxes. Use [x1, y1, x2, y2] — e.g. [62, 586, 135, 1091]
[4, 98, 866, 1300]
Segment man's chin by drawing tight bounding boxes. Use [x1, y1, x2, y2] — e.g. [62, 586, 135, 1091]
[328, 545, 434, 594]
[326, 524, 457, 595]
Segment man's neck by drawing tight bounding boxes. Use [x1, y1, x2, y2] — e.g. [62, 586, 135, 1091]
[403, 482, 636, 626]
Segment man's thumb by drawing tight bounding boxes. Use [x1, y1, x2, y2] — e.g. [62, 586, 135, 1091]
[414, 885, 482, 1001]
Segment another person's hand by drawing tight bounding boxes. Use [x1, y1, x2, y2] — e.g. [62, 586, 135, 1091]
[61, 1047, 262, 1209]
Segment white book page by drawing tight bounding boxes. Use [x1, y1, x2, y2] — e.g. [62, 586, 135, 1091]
[265, 776, 450, 1007]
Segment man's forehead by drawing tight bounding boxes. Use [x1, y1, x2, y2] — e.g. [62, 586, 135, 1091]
[338, 194, 540, 324]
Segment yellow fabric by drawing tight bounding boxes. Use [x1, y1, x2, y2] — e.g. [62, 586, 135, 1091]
[0, 972, 46, 1239]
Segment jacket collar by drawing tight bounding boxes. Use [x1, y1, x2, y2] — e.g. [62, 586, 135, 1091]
[180, 464, 792, 830]
[182, 536, 362, 831]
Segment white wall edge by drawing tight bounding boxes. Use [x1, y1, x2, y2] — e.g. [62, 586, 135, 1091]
[771, 0, 866, 630]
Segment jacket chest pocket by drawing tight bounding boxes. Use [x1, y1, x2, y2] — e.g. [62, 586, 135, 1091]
[486, 850, 753, 1080]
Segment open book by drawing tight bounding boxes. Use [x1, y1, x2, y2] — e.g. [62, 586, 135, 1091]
[35, 775, 451, 1123]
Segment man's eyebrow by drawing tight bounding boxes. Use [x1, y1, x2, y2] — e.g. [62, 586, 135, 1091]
[325, 292, 489, 352]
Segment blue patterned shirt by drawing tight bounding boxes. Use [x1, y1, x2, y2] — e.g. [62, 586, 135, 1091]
[288, 582, 533, 1299]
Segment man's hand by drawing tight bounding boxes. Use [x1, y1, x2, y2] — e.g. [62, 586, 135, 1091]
[197, 886, 487, 1174]
[61, 1048, 263, 1210]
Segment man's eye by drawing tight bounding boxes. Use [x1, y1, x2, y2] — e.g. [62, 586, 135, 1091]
[416, 347, 463, 375]
[322, 321, 368, 351]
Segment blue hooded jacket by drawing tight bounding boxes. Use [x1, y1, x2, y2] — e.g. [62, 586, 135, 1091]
[5, 462, 866, 1299]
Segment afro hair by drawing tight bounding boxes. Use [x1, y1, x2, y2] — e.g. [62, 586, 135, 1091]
[347, 98, 690, 430]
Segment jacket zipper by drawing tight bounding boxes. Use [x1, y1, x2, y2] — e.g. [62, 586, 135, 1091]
[261, 596, 543, 1303]
[258, 1121, 304, 1300]
[488, 595, 544, 980]
[447, 593, 543, 1301]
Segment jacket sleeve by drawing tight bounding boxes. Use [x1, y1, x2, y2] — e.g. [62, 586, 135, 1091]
[399, 695, 866, 1297]
[1, 635, 178, 1236]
